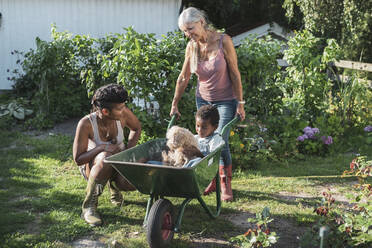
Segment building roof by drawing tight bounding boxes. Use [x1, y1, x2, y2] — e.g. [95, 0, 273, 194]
[230, 22, 293, 46]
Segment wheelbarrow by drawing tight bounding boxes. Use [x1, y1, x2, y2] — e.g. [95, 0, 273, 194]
[104, 115, 239, 248]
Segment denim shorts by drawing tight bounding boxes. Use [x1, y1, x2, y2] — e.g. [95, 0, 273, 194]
[196, 97, 237, 166]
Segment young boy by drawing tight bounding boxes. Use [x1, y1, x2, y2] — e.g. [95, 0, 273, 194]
[195, 104, 236, 198]
[181, 105, 224, 168]
[194, 105, 224, 156]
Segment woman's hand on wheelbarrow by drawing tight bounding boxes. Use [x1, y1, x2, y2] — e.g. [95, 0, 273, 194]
[236, 103, 245, 121]
[170, 104, 181, 119]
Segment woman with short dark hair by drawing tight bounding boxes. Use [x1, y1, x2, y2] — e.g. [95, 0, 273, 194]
[73, 84, 141, 226]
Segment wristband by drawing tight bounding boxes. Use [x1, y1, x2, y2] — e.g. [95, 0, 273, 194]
[238, 101, 246, 105]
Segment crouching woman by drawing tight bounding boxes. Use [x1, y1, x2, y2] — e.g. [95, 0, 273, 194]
[73, 84, 141, 226]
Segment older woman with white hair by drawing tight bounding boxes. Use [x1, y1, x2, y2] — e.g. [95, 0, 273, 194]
[170, 7, 246, 202]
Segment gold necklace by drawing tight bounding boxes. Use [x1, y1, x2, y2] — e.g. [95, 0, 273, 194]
[199, 32, 210, 60]
[98, 118, 111, 139]
[199, 42, 208, 60]
[100, 120, 117, 144]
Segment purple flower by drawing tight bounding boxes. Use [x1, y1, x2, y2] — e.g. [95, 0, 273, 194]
[322, 136, 333, 145]
[308, 132, 316, 139]
[303, 126, 312, 133]
[364, 125, 372, 132]
[302, 126, 320, 139]
[297, 134, 308, 142]
[312, 128, 320, 134]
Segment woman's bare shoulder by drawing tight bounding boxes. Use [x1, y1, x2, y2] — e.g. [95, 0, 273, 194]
[185, 41, 194, 52]
[77, 115, 92, 130]
[119, 107, 133, 126]
[221, 34, 233, 44]
[221, 34, 235, 54]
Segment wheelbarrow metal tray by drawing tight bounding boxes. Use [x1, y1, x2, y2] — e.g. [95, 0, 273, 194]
[105, 138, 223, 198]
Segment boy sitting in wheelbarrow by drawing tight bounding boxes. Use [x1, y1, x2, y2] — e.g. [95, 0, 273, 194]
[194, 105, 237, 202]
[178, 104, 225, 168]
[165, 104, 231, 201]
[194, 105, 224, 158]
[155, 105, 224, 170]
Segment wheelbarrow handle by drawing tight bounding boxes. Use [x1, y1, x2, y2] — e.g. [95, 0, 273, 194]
[220, 116, 240, 138]
[167, 114, 177, 130]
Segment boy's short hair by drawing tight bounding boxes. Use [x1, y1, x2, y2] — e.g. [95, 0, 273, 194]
[196, 105, 219, 127]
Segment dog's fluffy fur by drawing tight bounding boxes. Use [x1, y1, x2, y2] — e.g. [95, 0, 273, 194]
[162, 126, 204, 167]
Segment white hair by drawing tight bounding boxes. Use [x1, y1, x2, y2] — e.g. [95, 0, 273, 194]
[178, 7, 211, 74]
[178, 7, 207, 30]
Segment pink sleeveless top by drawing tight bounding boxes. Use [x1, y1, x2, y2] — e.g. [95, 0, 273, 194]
[195, 34, 236, 101]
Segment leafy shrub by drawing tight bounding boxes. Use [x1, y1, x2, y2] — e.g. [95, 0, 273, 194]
[137, 129, 156, 145]
[81, 27, 195, 137]
[9, 25, 91, 129]
[0, 114, 13, 131]
[230, 117, 279, 169]
[283, 0, 372, 63]
[237, 35, 284, 118]
[324, 39, 372, 130]
[263, 115, 307, 159]
[280, 30, 332, 122]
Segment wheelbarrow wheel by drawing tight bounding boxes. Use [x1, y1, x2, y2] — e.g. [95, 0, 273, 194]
[147, 199, 174, 248]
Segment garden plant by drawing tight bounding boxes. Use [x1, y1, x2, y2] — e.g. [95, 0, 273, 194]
[1, 11, 371, 247]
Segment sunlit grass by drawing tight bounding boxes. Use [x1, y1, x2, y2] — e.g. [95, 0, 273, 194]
[0, 130, 370, 247]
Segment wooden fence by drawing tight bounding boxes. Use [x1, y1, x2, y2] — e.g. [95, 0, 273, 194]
[334, 60, 372, 72]
[333, 60, 372, 88]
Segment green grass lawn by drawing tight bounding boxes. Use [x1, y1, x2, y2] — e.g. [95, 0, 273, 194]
[0, 130, 369, 248]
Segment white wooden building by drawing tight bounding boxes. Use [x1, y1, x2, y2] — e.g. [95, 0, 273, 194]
[0, 0, 181, 90]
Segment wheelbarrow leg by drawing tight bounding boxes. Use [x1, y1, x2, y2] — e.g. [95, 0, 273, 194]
[174, 198, 192, 232]
[197, 173, 222, 219]
[143, 195, 154, 227]
[173, 177, 221, 233]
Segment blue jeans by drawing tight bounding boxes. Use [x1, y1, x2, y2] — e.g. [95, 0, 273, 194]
[196, 97, 237, 167]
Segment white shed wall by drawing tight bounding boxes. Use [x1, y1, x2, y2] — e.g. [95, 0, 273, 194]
[0, 0, 181, 89]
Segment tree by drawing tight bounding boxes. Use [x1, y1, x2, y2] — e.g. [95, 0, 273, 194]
[283, 0, 372, 62]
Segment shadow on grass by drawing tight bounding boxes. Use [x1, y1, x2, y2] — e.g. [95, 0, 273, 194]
[241, 154, 357, 178]
[0, 155, 51, 238]
[0, 136, 101, 244]
[234, 187, 355, 209]
[101, 210, 145, 227]
[245, 149, 372, 179]
[235, 189, 321, 207]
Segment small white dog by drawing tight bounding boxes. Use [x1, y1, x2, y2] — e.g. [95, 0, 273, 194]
[162, 126, 204, 167]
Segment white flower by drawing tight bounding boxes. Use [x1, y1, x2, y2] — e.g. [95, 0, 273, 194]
[268, 236, 277, 244]
[250, 236, 257, 244]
